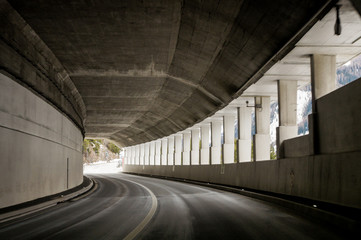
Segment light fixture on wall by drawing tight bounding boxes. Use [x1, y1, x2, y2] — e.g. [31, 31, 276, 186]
[334, 4, 342, 35]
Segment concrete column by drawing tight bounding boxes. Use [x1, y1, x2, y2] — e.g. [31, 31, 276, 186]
[277, 80, 298, 158]
[211, 118, 222, 164]
[140, 144, 145, 165]
[155, 140, 161, 165]
[130, 146, 135, 164]
[161, 138, 168, 166]
[135, 145, 140, 165]
[144, 143, 150, 165]
[124, 148, 128, 164]
[254, 96, 270, 161]
[182, 131, 191, 165]
[200, 124, 210, 165]
[191, 128, 200, 165]
[311, 54, 336, 102]
[149, 141, 155, 165]
[237, 106, 252, 162]
[223, 114, 235, 164]
[168, 136, 175, 166]
[174, 134, 182, 165]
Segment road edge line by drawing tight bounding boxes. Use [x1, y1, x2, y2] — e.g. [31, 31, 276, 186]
[122, 179, 158, 240]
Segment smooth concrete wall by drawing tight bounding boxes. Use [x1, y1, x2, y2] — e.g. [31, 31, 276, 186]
[316, 78, 361, 154]
[0, 74, 83, 208]
[124, 151, 361, 209]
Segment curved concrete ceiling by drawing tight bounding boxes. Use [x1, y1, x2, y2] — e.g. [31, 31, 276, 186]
[8, 0, 333, 146]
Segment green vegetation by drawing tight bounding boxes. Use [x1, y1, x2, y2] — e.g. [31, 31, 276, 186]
[107, 142, 120, 154]
[83, 139, 103, 154]
[270, 146, 277, 160]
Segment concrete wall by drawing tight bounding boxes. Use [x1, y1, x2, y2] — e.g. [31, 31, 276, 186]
[316, 78, 361, 154]
[124, 151, 361, 209]
[0, 74, 83, 208]
[124, 79, 361, 209]
[0, 2, 86, 133]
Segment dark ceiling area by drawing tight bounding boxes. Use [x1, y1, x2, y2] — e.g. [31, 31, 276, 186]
[8, 0, 329, 146]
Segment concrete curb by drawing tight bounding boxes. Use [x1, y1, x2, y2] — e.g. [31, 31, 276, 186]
[124, 172, 361, 235]
[0, 177, 94, 223]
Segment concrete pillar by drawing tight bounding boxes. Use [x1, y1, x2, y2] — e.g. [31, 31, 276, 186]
[155, 140, 161, 165]
[182, 131, 191, 165]
[144, 143, 150, 165]
[140, 144, 145, 165]
[254, 96, 270, 161]
[200, 124, 210, 165]
[191, 128, 200, 165]
[149, 141, 155, 165]
[237, 106, 252, 162]
[211, 118, 222, 164]
[168, 136, 175, 166]
[130, 146, 135, 164]
[124, 148, 128, 164]
[223, 114, 235, 164]
[135, 145, 140, 165]
[311, 54, 336, 102]
[161, 138, 168, 166]
[277, 80, 298, 158]
[175, 134, 182, 165]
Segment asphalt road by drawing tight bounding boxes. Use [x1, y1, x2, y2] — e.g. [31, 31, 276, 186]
[0, 173, 349, 239]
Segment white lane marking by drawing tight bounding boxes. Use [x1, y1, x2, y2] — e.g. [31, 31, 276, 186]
[123, 179, 158, 240]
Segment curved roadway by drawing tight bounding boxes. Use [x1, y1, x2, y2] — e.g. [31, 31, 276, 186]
[0, 174, 347, 239]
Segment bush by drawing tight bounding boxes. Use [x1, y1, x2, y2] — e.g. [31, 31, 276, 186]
[107, 142, 120, 154]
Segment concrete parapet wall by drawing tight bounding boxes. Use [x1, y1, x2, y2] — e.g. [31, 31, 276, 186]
[124, 151, 361, 209]
[0, 74, 83, 208]
[316, 78, 361, 154]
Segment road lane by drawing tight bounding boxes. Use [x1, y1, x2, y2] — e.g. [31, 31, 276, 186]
[0, 173, 349, 239]
[0, 174, 153, 239]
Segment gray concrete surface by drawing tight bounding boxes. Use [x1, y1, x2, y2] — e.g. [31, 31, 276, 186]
[124, 151, 361, 209]
[3, 0, 331, 146]
[0, 173, 354, 239]
[0, 73, 83, 208]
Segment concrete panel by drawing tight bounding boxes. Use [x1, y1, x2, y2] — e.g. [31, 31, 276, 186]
[0, 74, 83, 208]
[223, 144, 235, 164]
[124, 151, 361, 209]
[254, 134, 270, 161]
[316, 78, 361, 154]
[238, 139, 252, 162]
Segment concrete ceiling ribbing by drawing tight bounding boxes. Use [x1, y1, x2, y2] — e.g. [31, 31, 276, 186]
[8, 0, 337, 146]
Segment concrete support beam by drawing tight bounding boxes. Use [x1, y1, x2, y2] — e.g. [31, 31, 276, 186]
[155, 140, 161, 165]
[175, 134, 182, 165]
[211, 119, 222, 164]
[277, 80, 298, 158]
[237, 106, 252, 162]
[191, 128, 200, 165]
[149, 141, 155, 165]
[168, 136, 175, 166]
[144, 143, 150, 165]
[200, 124, 210, 165]
[161, 138, 168, 166]
[135, 145, 140, 165]
[254, 96, 270, 161]
[311, 54, 336, 101]
[140, 144, 145, 166]
[130, 146, 135, 164]
[182, 131, 191, 165]
[223, 114, 235, 164]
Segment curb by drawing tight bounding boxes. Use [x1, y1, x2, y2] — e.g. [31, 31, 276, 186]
[0, 177, 94, 223]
